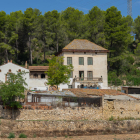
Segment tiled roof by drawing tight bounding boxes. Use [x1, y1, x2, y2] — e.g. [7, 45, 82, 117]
[29, 66, 49, 71]
[63, 39, 107, 51]
[63, 89, 139, 100]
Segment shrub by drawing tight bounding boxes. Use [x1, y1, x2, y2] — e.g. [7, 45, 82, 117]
[109, 116, 114, 121]
[19, 133, 27, 138]
[8, 133, 15, 138]
[33, 134, 36, 138]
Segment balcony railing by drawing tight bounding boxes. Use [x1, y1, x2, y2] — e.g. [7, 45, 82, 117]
[75, 77, 102, 82]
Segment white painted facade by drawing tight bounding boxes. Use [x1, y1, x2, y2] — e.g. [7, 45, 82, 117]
[60, 52, 108, 89]
[0, 62, 29, 89]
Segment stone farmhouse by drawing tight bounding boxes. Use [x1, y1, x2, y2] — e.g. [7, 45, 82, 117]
[57, 39, 109, 89]
[0, 39, 109, 91]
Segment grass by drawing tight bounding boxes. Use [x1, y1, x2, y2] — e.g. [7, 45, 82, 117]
[109, 116, 114, 121]
[8, 133, 15, 138]
[65, 135, 68, 138]
[109, 116, 140, 121]
[33, 134, 36, 138]
[19, 133, 27, 138]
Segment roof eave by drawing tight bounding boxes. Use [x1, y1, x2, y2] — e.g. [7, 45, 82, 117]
[62, 49, 109, 53]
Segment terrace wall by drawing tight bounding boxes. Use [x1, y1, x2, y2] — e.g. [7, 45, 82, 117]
[1, 99, 140, 120]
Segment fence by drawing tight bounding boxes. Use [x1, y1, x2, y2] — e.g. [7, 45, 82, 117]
[25, 94, 102, 109]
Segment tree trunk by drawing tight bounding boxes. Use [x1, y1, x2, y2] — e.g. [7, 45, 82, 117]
[44, 47, 45, 63]
[12, 107, 14, 120]
[16, 39, 18, 61]
[29, 36, 33, 65]
[56, 36, 59, 52]
[5, 49, 8, 63]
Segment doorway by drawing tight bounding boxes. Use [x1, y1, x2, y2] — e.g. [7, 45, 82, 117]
[79, 71, 84, 81]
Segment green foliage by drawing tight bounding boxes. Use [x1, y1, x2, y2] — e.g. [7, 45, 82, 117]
[0, 71, 28, 108]
[19, 133, 27, 138]
[108, 71, 122, 86]
[0, 6, 140, 83]
[109, 116, 114, 121]
[8, 133, 15, 138]
[33, 134, 36, 138]
[46, 56, 73, 87]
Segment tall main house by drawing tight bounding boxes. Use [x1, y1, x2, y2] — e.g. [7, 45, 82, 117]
[58, 39, 109, 89]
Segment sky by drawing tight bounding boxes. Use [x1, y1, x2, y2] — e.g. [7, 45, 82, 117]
[0, 0, 140, 19]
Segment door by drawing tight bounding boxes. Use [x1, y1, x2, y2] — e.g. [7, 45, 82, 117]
[87, 71, 93, 81]
[79, 71, 84, 81]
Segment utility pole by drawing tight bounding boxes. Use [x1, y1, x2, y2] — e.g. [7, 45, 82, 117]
[127, 0, 132, 17]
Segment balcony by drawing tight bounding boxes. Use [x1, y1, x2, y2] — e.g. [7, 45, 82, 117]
[74, 77, 103, 83]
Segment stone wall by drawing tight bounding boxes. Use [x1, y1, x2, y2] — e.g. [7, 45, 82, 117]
[2, 119, 140, 137]
[1, 99, 140, 120]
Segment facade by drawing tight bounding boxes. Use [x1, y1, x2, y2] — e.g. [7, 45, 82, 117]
[0, 60, 29, 89]
[57, 39, 109, 89]
[29, 66, 49, 91]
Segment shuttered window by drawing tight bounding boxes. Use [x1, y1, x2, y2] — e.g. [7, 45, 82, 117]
[87, 71, 93, 80]
[79, 57, 84, 65]
[68, 71, 73, 78]
[67, 57, 72, 65]
[88, 57, 93, 65]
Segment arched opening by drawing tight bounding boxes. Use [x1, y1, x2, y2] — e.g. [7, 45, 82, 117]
[41, 74, 45, 79]
[80, 84, 84, 88]
[34, 74, 38, 78]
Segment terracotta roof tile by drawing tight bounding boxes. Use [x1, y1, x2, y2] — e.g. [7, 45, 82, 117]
[63, 39, 107, 51]
[63, 89, 139, 100]
[29, 66, 49, 71]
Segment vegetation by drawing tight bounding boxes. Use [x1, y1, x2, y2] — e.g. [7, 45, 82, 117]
[46, 56, 73, 89]
[19, 133, 27, 138]
[8, 133, 15, 138]
[0, 6, 140, 84]
[0, 71, 28, 119]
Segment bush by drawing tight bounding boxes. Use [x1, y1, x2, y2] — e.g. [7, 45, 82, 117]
[19, 133, 27, 138]
[8, 133, 15, 138]
[109, 116, 114, 121]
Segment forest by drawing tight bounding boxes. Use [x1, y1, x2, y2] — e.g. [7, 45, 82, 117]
[0, 6, 140, 85]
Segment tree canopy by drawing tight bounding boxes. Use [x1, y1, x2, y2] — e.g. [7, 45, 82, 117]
[0, 6, 140, 85]
[0, 71, 28, 108]
[46, 56, 73, 88]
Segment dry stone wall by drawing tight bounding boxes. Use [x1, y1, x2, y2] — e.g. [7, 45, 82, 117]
[1, 100, 140, 120]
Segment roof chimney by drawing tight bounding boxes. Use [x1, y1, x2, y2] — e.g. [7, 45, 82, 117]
[25, 61, 27, 69]
[10, 60, 12, 63]
[8, 60, 9, 63]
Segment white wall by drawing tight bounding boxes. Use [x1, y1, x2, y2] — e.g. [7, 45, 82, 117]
[29, 78, 48, 90]
[0, 62, 29, 88]
[61, 52, 108, 88]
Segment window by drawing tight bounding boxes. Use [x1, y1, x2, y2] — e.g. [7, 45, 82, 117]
[68, 85, 72, 89]
[18, 69, 21, 72]
[9, 69, 11, 72]
[88, 57, 93, 65]
[67, 57, 72, 65]
[87, 71, 93, 80]
[41, 74, 45, 79]
[69, 71, 73, 78]
[34, 74, 38, 78]
[79, 57, 84, 65]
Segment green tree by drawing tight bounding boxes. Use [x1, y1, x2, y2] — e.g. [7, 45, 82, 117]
[87, 6, 105, 46]
[0, 71, 28, 118]
[46, 56, 73, 89]
[105, 6, 132, 74]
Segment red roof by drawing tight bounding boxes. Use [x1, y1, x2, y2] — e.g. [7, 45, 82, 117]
[29, 66, 49, 71]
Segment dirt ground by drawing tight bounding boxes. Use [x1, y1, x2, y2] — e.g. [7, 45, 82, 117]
[1, 134, 140, 140]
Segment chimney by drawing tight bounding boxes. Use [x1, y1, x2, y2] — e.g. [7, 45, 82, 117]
[25, 61, 27, 69]
[8, 60, 9, 63]
[10, 60, 12, 63]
